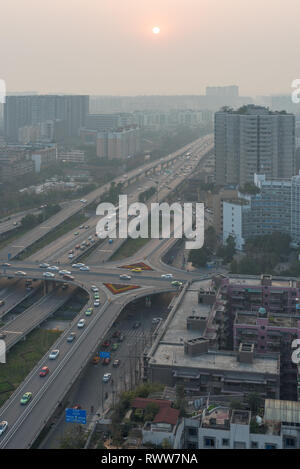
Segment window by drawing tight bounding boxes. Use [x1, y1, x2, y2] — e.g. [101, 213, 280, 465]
[222, 439, 230, 447]
[204, 437, 215, 448]
[251, 442, 258, 449]
[265, 443, 277, 449]
[188, 427, 197, 436]
[284, 437, 296, 448]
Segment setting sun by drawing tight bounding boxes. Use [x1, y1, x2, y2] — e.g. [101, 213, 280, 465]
[152, 26, 160, 34]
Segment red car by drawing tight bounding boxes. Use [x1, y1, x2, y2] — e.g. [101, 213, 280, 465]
[102, 341, 110, 348]
[39, 366, 49, 377]
[102, 358, 110, 366]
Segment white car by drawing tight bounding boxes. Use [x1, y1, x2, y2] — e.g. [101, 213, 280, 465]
[77, 319, 86, 328]
[161, 273, 173, 279]
[43, 272, 55, 278]
[80, 266, 90, 271]
[39, 263, 50, 269]
[59, 270, 71, 276]
[49, 349, 60, 360]
[72, 263, 85, 268]
[152, 317, 163, 324]
[91, 285, 99, 292]
[120, 274, 131, 280]
[48, 266, 59, 272]
[80, 199, 87, 203]
[68, 254, 74, 259]
[15, 271, 26, 277]
[102, 373, 112, 383]
[94, 300, 100, 307]
[0, 420, 8, 436]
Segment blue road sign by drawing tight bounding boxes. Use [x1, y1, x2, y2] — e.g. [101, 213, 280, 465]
[99, 351, 110, 359]
[7, 253, 11, 260]
[65, 408, 87, 424]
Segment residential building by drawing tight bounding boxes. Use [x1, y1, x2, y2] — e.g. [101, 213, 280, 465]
[4, 95, 89, 142]
[215, 105, 295, 186]
[96, 125, 140, 159]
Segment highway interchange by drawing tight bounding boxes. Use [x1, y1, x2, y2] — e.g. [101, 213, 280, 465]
[0, 134, 213, 448]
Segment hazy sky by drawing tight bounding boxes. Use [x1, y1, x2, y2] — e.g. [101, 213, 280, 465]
[1, 0, 300, 96]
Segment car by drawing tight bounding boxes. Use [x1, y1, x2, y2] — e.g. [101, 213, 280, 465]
[80, 266, 90, 271]
[72, 263, 85, 268]
[72, 405, 82, 410]
[75, 244, 80, 250]
[0, 421, 8, 436]
[48, 266, 59, 272]
[113, 359, 120, 367]
[49, 349, 60, 360]
[39, 263, 50, 269]
[172, 281, 183, 287]
[112, 330, 121, 338]
[79, 225, 84, 229]
[102, 341, 110, 348]
[39, 366, 49, 377]
[59, 270, 71, 276]
[161, 273, 173, 279]
[88, 236, 93, 241]
[77, 319, 86, 328]
[15, 271, 26, 277]
[63, 274, 74, 281]
[20, 392, 32, 405]
[111, 343, 119, 351]
[91, 285, 99, 292]
[133, 321, 141, 329]
[152, 317, 163, 324]
[0, 300, 5, 307]
[68, 250, 74, 254]
[102, 357, 110, 366]
[120, 274, 131, 280]
[74, 232, 79, 236]
[94, 300, 100, 307]
[2, 263, 11, 267]
[85, 225, 89, 229]
[43, 272, 55, 278]
[92, 356, 100, 365]
[131, 268, 142, 272]
[85, 308, 93, 316]
[68, 254, 74, 259]
[67, 332, 76, 343]
[102, 373, 112, 383]
[80, 199, 87, 203]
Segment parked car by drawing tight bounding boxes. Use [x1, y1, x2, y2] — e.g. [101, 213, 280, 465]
[113, 359, 120, 368]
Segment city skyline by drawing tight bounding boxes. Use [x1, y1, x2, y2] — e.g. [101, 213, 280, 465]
[1, 0, 300, 96]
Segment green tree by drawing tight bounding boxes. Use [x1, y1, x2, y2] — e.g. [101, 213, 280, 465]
[59, 425, 87, 449]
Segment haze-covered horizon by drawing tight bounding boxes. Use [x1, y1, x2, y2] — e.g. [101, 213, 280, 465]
[1, 0, 300, 96]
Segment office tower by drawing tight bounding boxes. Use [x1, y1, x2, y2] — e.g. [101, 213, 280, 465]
[215, 105, 295, 186]
[4, 95, 89, 142]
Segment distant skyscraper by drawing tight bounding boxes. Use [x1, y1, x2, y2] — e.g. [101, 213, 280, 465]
[215, 105, 295, 186]
[4, 95, 89, 142]
[206, 86, 239, 97]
